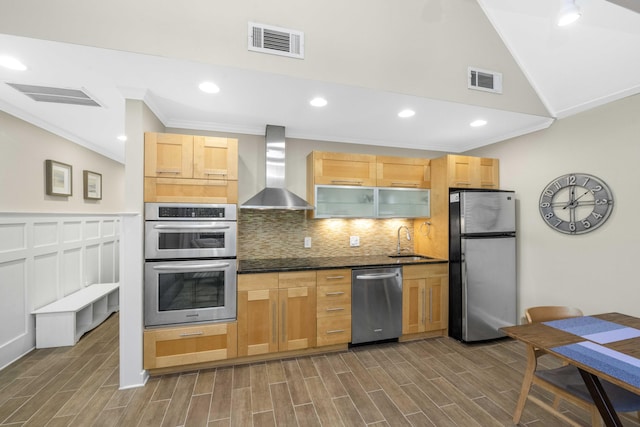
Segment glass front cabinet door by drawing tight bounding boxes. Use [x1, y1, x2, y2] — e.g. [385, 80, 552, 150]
[314, 186, 376, 218]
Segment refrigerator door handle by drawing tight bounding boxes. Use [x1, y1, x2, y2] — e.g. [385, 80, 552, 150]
[461, 251, 468, 332]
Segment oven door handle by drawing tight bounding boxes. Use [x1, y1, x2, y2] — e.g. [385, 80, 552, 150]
[152, 224, 231, 230]
[152, 263, 230, 271]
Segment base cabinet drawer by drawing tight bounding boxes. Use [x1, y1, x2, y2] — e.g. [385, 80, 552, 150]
[143, 322, 237, 369]
[317, 316, 351, 346]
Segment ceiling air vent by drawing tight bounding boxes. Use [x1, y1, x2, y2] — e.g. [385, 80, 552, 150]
[468, 67, 503, 94]
[248, 22, 304, 59]
[6, 83, 102, 107]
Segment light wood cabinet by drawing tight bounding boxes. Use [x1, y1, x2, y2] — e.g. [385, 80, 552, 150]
[316, 269, 351, 346]
[144, 132, 238, 203]
[237, 271, 316, 357]
[307, 151, 377, 187]
[376, 156, 431, 188]
[402, 264, 448, 335]
[444, 155, 499, 189]
[143, 321, 237, 369]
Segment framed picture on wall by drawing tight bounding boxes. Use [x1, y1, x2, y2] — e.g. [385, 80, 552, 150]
[83, 170, 102, 200]
[45, 160, 72, 196]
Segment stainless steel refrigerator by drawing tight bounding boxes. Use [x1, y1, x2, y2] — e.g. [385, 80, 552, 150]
[448, 189, 516, 342]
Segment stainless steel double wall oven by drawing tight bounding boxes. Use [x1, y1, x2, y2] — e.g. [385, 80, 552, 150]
[144, 203, 237, 327]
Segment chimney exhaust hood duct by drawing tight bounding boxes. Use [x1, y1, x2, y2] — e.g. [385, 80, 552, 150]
[241, 125, 314, 210]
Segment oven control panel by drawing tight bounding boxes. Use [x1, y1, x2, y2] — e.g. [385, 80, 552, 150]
[145, 203, 237, 221]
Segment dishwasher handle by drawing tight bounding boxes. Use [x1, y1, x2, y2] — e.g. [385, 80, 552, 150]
[355, 272, 398, 280]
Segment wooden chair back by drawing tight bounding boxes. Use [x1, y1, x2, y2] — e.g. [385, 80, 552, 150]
[525, 306, 583, 324]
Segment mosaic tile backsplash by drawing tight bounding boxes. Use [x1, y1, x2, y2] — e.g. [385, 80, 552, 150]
[238, 210, 416, 260]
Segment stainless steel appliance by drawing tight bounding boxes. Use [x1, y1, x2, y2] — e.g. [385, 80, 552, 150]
[351, 267, 402, 344]
[144, 203, 237, 327]
[449, 189, 516, 342]
[145, 203, 236, 259]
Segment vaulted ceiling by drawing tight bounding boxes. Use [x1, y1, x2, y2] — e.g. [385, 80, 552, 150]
[0, 0, 638, 163]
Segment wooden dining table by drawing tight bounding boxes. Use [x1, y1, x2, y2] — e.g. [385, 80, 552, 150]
[501, 312, 640, 427]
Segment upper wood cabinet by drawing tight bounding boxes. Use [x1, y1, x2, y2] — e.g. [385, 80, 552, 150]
[192, 136, 238, 180]
[307, 151, 377, 187]
[144, 132, 193, 178]
[376, 156, 430, 188]
[144, 132, 238, 203]
[444, 155, 499, 189]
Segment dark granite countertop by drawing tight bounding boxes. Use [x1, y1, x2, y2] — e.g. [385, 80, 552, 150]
[237, 255, 447, 274]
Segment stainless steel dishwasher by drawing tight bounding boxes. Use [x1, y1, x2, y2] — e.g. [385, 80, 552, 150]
[351, 267, 402, 344]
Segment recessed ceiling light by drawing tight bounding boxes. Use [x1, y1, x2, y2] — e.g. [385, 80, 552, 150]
[398, 109, 415, 118]
[310, 97, 327, 107]
[470, 119, 487, 127]
[557, 0, 581, 26]
[117, 135, 127, 141]
[0, 55, 27, 71]
[199, 81, 220, 94]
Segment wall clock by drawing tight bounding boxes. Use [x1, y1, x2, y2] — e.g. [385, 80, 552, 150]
[539, 173, 613, 235]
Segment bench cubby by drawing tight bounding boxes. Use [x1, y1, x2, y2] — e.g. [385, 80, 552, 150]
[32, 283, 119, 348]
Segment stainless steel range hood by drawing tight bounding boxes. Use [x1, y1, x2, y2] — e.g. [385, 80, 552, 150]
[241, 125, 314, 210]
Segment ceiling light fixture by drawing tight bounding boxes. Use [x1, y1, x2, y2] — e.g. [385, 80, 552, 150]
[557, 0, 581, 26]
[0, 55, 27, 71]
[470, 119, 487, 127]
[309, 97, 327, 107]
[398, 109, 415, 118]
[198, 81, 220, 94]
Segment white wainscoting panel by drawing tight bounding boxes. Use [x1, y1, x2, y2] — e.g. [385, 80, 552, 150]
[0, 214, 120, 370]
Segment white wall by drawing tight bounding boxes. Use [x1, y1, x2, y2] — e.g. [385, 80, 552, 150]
[0, 111, 126, 370]
[0, 214, 120, 369]
[0, 0, 548, 117]
[467, 93, 640, 319]
[0, 110, 125, 213]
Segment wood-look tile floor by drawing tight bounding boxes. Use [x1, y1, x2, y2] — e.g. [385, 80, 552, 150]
[2, 314, 639, 427]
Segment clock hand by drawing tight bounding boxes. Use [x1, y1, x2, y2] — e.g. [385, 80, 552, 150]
[563, 186, 576, 209]
[563, 189, 591, 209]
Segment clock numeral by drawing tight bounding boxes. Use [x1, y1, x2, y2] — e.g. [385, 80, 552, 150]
[595, 198, 608, 205]
[567, 175, 576, 185]
[593, 185, 603, 192]
[552, 181, 562, 190]
[582, 177, 590, 186]
[553, 218, 562, 227]
[592, 212, 603, 220]
[569, 222, 576, 232]
[582, 220, 591, 229]
[544, 189, 554, 197]
[544, 212, 554, 220]
[540, 202, 550, 208]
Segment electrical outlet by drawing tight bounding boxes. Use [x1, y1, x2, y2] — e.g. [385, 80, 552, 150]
[350, 236, 360, 247]
[304, 237, 312, 248]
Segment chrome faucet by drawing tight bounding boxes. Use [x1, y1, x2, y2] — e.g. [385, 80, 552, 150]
[396, 225, 411, 255]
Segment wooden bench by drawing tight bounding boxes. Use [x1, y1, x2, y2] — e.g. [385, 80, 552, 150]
[32, 283, 119, 348]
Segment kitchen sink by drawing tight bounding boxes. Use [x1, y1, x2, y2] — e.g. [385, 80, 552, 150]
[388, 254, 434, 260]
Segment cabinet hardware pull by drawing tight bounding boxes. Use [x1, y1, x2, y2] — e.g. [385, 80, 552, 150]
[204, 171, 227, 176]
[325, 276, 345, 280]
[326, 329, 345, 334]
[421, 288, 426, 326]
[325, 291, 345, 296]
[179, 331, 204, 337]
[391, 182, 418, 187]
[326, 307, 344, 312]
[330, 180, 363, 185]
[272, 301, 277, 344]
[281, 300, 286, 342]
[429, 288, 433, 323]
[155, 169, 181, 174]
